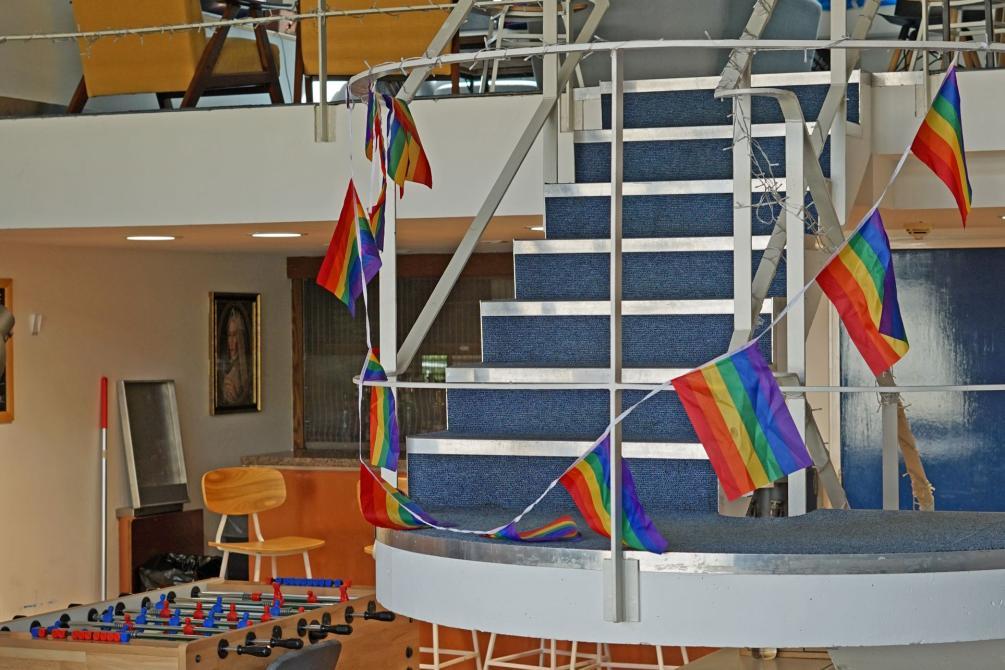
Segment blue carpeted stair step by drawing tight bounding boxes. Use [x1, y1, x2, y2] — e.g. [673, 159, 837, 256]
[543, 191, 782, 239]
[572, 135, 831, 183]
[597, 81, 860, 129]
[446, 386, 697, 440]
[513, 240, 786, 301]
[407, 452, 717, 513]
[479, 302, 772, 367]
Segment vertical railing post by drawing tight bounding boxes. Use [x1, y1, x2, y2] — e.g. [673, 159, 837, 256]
[784, 116, 807, 516]
[379, 186, 399, 486]
[880, 372, 900, 510]
[315, 0, 332, 142]
[605, 48, 625, 624]
[542, 0, 559, 183]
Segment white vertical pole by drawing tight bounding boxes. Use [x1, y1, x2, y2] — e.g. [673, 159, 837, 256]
[880, 373, 899, 510]
[605, 48, 624, 624]
[785, 119, 807, 517]
[542, 0, 559, 183]
[724, 80, 753, 517]
[99, 376, 108, 599]
[380, 187, 399, 486]
[316, 0, 331, 142]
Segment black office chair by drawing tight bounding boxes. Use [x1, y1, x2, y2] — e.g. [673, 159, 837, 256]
[266, 639, 342, 669]
[882, 0, 925, 71]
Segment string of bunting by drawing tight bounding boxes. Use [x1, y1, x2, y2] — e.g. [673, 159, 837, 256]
[320, 65, 971, 553]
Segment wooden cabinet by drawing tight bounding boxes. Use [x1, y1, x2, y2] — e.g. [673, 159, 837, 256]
[117, 507, 204, 594]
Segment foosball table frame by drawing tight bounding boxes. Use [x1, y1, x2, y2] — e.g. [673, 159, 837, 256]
[0, 579, 419, 669]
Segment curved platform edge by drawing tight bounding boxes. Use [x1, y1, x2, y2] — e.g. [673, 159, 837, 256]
[375, 532, 1005, 648]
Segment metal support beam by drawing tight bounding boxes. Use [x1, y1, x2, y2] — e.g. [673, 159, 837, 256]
[542, 0, 559, 184]
[396, 96, 556, 373]
[715, 0, 778, 94]
[394, 0, 609, 374]
[728, 90, 753, 351]
[784, 112, 807, 516]
[879, 372, 900, 510]
[605, 48, 626, 624]
[399, 0, 477, 102]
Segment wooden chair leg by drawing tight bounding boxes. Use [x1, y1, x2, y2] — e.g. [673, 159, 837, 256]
[271, 556, 278, 580]
[250, 5, 284, 104]
[253, 555, 262, 582]
[219, 551, 230, 579]
[471, 629, 482, 670]
[182, 3, 235, 107]
[302, 551, 312, 578]
[156, 93, 173, 110]
[67, 76, 88, 113]
[483, 633, 497, 670]
[294, 21, 305, 103]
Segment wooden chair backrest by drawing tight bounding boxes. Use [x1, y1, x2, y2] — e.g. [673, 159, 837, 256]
[299, 0, 452, 77]
[71, 0, 207, 96]
[202, 467, 288, 516]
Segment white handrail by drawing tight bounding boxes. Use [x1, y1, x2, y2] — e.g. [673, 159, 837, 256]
[348, 37, 1004, 93]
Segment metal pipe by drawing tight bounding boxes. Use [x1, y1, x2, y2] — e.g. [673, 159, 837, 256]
[316, 0, 330, 142]
[99, 377, 108, 601]
[605, 48, 624, 624]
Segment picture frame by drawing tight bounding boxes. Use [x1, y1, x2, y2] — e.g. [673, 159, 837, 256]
[0, 278, 11, 423]
[210, 292, 261, 414]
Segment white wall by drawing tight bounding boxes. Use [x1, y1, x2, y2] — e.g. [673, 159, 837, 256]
[0, 95, 545, 230]
[0, 242, 291, 618]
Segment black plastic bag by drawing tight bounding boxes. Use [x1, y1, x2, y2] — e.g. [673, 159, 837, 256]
[137, 553, 222, 591]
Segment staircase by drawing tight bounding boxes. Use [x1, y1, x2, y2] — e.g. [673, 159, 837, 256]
[406, 73, 860, 535]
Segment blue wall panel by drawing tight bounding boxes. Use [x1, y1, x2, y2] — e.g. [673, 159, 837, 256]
[841, 249, 1005, 511]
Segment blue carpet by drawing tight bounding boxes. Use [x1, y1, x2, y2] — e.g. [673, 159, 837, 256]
[408, 454, 717, 513]
[544, 193, 783, 239]
[601, 83, 860, 129]
[574, 137, 831, 183]
[403, 507, 1005, 554]
[481, 313, 772, 367]
[515, 251, 786, 301]
[444, 388, 699, 442]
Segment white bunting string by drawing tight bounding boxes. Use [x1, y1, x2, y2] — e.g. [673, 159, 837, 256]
[348, 66, 959, 541]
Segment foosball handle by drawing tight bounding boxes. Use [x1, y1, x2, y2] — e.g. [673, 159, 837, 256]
[237, 644, 272, 658]
[271, 637, 304, 650]
[367, 610, 396, 622]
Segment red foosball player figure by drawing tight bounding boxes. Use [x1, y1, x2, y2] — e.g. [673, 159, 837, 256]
[339, 580, 352, 603]
[226, 603, 238, 623]
[192, 602, 205, 621]
[183, 617, 195, 636]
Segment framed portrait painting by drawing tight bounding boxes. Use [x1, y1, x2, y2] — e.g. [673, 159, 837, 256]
[0, 278, 11, 423]
[210, 292, 261, 414]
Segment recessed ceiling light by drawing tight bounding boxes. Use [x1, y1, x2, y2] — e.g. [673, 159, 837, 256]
[251, 232, 304, 238]
[526, 225, 545, 231]
[126, 235, 175, 241]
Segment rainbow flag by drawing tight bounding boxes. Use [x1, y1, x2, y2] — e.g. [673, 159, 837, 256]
[384, 94, 433, 193]
[316, 181, 381, 315]
[370, 387, 400, 470]
[816, 210, 909, 376]
[317, 182, 364, 315]
[362, 349, 387, 382]
[486, 515, 581, 543]
[364, 89, 382, 163]
[369, 183, 387, 252]
[911, 65, 972, 226]
[672, 341, 813, 501]
[358, 464, 435, 530]
[558, 436, 668, 553]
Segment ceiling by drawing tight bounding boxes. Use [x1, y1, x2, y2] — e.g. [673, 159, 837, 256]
[0, 215, 545, 255]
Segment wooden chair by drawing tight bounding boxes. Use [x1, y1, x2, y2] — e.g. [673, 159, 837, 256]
[293, 0, 456, 102]
[202, 467, 325, 582]
[68, 0, 284, 113]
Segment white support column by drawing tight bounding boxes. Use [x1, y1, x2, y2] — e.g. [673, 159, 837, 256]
[785, 117, 807, 517]
[830, 0, 848, 226]
[315, 0, 332, 142]
[542, 0, 559, 184]
[380, 187, 399, 486]
[605, 48, 625, 624]
[879, 373, 900, 510]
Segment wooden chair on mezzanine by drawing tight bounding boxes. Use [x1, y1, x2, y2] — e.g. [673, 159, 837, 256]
[293, 0, 458, 102]
[202, 467, 325, 582]
[67, 0, 284, 113]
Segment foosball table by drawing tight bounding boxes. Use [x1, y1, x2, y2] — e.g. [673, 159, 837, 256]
[0, 578, 418, 669]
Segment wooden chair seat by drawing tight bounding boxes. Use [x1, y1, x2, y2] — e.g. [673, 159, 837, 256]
[209, 536, 326, 556]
